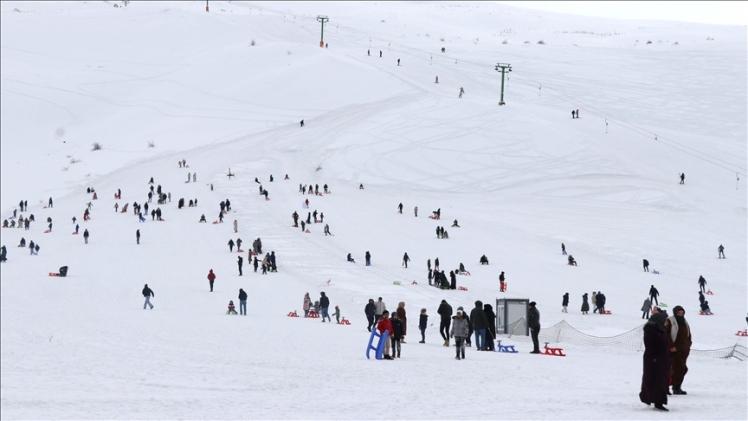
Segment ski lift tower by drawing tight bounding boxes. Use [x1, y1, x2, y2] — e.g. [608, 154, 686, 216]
[317, 15, 330, 47]
[495, 62, 512, 105]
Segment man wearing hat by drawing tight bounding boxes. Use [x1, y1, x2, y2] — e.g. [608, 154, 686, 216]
[665, 305, 692, 394]
[528, 301, 541, 354]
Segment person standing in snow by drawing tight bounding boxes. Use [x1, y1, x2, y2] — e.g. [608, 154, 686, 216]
[374, 297, 387, 322]
[377, 310, 393, 360]
[562, 293, 569, 313]
[365, 299, 376, 332]
[365, 251, 371, 266]
[470, 300, 489, 350]
[438, 299, 453, 346]
[237, 255, 243, 276]
[450, 310, 469, 360]
[640, 307, 670, 411]
[303, 292, 312, 317]
[561, 242, 567, 255]
[390, 312, 403, 358]
[458, 87, 464, 98]
[228, 239, 235, 252]
[697, 275, 707, 293]
[418, 308, 428, 343]
[238, 288, 248, 315]
[649, 285, 660, 306]
[332, 305, 341, 324]
[718, 244, 725, 259]
[414, 206, 418, 217]
[643, 259, 650, 272]
[484, 303, 497, 351]
[581, 293, 590, 314]
[398, 202, 403, 214]
[665, 306, 692, 395]
[396, 302, 407, 343]
[83, 229, 89, 244]
[528, 301, 541, 353]
[142, 284, 154, 310]
[136, 229, 141, 245]
[641, 298, 652, 319]
[319, 292, 331, 322]
[679, 173, 685, 185]
[402, 252, 410, 268]
[207, 269, 216, 292]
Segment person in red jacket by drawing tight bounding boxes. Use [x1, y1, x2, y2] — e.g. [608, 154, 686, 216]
[208, 269, 216, 292]
[377, 310, 394, 360]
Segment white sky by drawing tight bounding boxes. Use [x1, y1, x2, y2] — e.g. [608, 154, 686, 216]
[497, 1, 748, 26]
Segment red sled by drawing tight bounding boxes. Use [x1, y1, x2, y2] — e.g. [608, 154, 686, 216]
[699, 311, 714, 315]
[705, 290, 714, 295]
[543, 343, 566, 357]
[307, 310, 320, 318]
[602, 310, 612, 315]
[212, 221, 220, 224]
[736, 330, 748, 337]
[340, 318, 351, 325]
[43, 229, 51, 234]
[457, 286, 468, 291]
[48, 272, 61, 277]
[287, 311, 299, 318]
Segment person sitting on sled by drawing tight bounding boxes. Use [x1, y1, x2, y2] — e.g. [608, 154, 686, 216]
[227, 300, 238, 315]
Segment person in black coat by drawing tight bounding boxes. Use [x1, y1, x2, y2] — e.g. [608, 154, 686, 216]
[470, 300, 489, 350]
[643, 259, 649, 272]
[364, 299, 376, 332]
[597, 292, 606, 314]
[365, 251, 371, 266]
[640, 308, 670, 411]
[437, 300, 453, 346]
[390, 313, 403, 358]
[581, 293, 590, 314]
[528, 301, 541, 353]
[649, 285, 660, 305]
[449, 270, 457, 289]
[483, 303, 496, 351]
[319, 292, 331, 322]
[562, 292, 569, 313]
[237, 255, 243, 276]
[238, 288, 248, 315]
[418, 308, 428, 343]
[142, 284, 154, 310]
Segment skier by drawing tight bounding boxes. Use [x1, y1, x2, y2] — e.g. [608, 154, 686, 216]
[438, 299, 453, 346]
[697, 275, 707, 293]
[679, 173, 685, 184]
[319, 292, 331, 322]
[562, 293, 569, 313]
[136, 229, 140, 245]
[365, 251, 371, 266]
[207, 269, 216, 292]
[649, 285, 660, 306]
[238, 288, 248, 315]
[402, 252, 410, 268]
[718, 244, 725, 259]
[528, 301, 541, 354]
[643, 259, 650, 272]
[237, 255, 243, 276]
[142, 284, 154, 310]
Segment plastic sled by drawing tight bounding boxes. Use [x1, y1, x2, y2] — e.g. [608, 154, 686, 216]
[602, 310, 612, 315]
[366, 329, 390, 360]
[307, 310, 320, 318]
[705, 290, 715, 295]
[699, 311, 714, 316]
[496, 340, 518, 353]
[543, 342, 566, 357]
[736, 330, 748, 337]
[43, 229, 51, 234]
[340, 318, 351, 325]
[457, 286, 468, 291]
[287, 311, 299, 317]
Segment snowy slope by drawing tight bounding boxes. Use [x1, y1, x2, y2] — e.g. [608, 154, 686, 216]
[1, 1, 746, 419]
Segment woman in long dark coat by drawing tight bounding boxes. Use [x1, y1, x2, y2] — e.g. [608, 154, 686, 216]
[640, 309, 670, 411]
[581, 293, 590, 314]
[483, 303, 497, 351]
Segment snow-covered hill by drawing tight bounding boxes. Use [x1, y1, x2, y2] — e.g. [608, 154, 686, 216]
[1, 1, 746, 419]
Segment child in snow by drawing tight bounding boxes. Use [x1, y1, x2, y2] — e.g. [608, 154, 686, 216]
[390, 312, 403, 358]
[333, 305, 341, 324]
[419, 308, 428, 343]
[227, 300, 238, 315]
[451, 309, 469, 359]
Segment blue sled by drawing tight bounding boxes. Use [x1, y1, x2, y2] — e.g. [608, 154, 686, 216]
[496, 340, 518, 353]
[366, 329, 390, 359]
